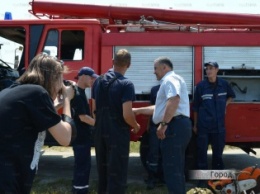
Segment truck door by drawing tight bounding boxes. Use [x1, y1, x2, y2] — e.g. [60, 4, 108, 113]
[38, 21, 101, 83]
[40, 28, 85, 79]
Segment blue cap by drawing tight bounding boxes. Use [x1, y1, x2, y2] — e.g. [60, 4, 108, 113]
[75, 67, 98, 79]
[204, 61, 219, 68]
[4, 12, 12, 20]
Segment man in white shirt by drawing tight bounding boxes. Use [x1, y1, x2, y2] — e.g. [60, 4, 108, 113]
[133, 57, 192, 194]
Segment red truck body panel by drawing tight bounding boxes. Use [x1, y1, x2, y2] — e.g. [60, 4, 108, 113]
[1, 0, 260, 149]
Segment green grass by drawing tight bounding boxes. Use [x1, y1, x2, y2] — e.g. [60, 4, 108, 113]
[31, 141, 169, 194]
[130, 141, 141, 153]
[32, 141, 220, 193]
[31, 177, 168, 194]
[31, 179, 71, 194]
[43, 141, 141, 153]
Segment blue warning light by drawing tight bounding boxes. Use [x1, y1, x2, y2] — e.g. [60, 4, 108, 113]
[4, 12, 12, 20]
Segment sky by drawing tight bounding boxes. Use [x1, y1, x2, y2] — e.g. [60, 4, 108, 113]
[1, 0, 260, 20]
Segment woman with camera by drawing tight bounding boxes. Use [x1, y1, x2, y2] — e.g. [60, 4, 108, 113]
[0, 53, 76, 194]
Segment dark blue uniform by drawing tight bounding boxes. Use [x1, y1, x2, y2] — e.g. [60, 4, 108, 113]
[71, 86, 92, 194]
[147, 85, 160, 170]
[146, 85, 164, 189]
[193, 77, 235, 170]
[92, 70, 135, 194]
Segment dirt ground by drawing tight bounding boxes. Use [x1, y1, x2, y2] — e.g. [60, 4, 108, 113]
[37, 146, 145, 184]
[36, 146, 260, 191]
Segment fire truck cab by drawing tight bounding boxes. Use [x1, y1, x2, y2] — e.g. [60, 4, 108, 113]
[1, 0, 260, 157]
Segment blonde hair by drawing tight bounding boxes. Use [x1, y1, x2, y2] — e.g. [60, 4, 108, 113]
[113, 49, 131, 67]
[18, 53, 66, 97]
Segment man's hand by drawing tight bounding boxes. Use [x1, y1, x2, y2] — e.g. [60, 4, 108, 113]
[156, 125, 167, 140]
[63, 84, 75, 100]
[193, 126, 198, 134]
[131, 123, 140, 134]
[132, 108, 140, 116]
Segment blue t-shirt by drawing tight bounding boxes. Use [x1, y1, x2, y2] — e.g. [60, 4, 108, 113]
[92, 70, 135, 135]
[92, 70, 135, 117]
[70, 86, 91, 145]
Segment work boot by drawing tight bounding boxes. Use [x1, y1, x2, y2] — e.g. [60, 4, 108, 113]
[72, 188, 88, 194]
[146, 178, 156, 190]
[145, 172, 157, 190]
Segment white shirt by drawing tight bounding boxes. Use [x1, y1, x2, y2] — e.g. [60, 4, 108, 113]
[152, 71, 190, 124]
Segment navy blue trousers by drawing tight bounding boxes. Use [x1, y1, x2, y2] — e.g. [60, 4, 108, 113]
[95, 125, 130, 194]
[72, 142, 92, 194]
[147, 124, 161, 173]
[160, 116, 192, 194]
[196, 132, 225, 170]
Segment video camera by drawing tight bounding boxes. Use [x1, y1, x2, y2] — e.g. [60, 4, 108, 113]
[63, 80, 72, 86]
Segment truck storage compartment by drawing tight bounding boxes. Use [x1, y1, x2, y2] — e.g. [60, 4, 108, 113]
[115, 46, 194, 100]
[218, 71, 260, 103]
[220, 70, 260, 143]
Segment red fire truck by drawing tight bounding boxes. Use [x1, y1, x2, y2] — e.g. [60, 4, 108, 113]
[1, 0, 260, 160]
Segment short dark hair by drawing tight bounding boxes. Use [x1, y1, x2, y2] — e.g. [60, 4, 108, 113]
[154, 57, 173, 69]
[204, 61, 219, 68]
[114, 49, 131, 67]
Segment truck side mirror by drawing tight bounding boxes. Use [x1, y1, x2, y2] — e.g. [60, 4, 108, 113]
[14, 46, 23, 69]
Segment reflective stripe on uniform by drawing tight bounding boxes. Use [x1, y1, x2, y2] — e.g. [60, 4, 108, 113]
[218, 92, 227, 96]
[201, 94, 213, 100]
[73, 185, 89, 189]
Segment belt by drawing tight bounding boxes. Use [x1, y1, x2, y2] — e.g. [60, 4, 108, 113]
[157, 115, 189, 126]
[171, 115, 189, 121]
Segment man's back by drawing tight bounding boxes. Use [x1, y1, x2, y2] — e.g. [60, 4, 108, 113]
[92, 49, 140, 194]
[93, 70, 135, 118]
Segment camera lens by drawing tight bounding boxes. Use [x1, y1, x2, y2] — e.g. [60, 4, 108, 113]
[63, 80, 71, 86]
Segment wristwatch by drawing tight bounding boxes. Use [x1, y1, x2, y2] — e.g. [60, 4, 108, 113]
[160, 121, 169, 126]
